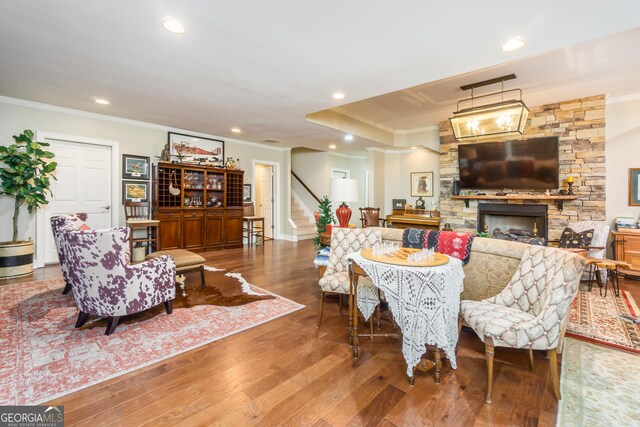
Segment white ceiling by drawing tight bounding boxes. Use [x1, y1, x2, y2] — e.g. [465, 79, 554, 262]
[1, 1, 639, 154]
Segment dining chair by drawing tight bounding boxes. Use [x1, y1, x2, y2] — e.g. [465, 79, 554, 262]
[459, 245, 584, 404]
[124, 201, 159, 257]
[317, 228, 381, 327]
[359, 207, 386, 228]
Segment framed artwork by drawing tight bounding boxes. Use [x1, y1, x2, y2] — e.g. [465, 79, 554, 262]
[122, 181, 149, 203]
[410, 172, 434, 197]
[243, 184, 252, 202]
[122, 154, 150, 180]
[168, 132, 224, 165]
[392, 199, 406, 209]
[629, 168, 640, 206]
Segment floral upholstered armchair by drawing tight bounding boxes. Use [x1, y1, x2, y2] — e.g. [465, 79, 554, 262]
[50, 213, 92, 295]
[59, 226, 176, 335]
[317, 228, 381, 327]
[460, 245, 584, 404]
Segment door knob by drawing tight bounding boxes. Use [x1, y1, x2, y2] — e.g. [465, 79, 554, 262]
[102, 205, 111, 210]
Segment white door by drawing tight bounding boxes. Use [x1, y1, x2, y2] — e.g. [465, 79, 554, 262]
[256, 164, 274, 238]
[43, 140, 113, 263]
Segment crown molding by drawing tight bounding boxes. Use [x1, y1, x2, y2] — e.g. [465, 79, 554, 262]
[0, 95, 287, 151]
[366, 147, 386, 153]
[394, 125, 439, 135]
[607, 93, 640, 105]
[327, 151, 367, 160]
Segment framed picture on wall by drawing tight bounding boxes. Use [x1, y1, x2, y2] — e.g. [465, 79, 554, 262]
[629, 168, 640, 206]
[122, 154, 150, 180]
[392, 199, 406, 209]
[243, 184, 252, 202]
[168, 132, 224, 166]
[410, 171, 434, 197]
[122, 181, 149, 203]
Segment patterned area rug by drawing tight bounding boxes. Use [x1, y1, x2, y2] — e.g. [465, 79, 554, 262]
[566, 284, 640, 354]
[0, 266, 303, 405]
[558, 337, 640, 426]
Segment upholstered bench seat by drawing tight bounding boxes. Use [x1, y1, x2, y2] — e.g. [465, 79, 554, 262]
[146, 249, 206, 289]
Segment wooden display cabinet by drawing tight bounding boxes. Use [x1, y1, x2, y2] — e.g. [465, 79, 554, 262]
[153, 162, 244, 251]
[613, 229, 640, 277]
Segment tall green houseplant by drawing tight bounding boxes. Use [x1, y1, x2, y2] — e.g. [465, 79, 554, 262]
[314, 196, 335, 250]
[0, 130, 57, 242]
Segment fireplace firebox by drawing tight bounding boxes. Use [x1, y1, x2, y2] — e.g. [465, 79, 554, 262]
[477, 204, 548, 240]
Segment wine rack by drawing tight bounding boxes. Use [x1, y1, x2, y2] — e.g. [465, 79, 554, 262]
[226, 171, 243, 207]
[156, 166, 182, 207]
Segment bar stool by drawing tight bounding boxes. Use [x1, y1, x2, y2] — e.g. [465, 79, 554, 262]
[243, 202, 264, 246]
[124, 201, 159, 258]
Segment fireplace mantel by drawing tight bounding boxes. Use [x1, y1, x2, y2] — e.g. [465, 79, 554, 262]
[450, 194, 578, 210]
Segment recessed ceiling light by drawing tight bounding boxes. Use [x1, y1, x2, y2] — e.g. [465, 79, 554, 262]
[344, 134, 354, 141]
[231, 128, 242, 133]
[332, 92, 345, 100]
[502, 36, 526, 52]
[411, 146, 417, 149]
[329, 144, 337, 149]
[162, 18, 187, 34]
[94, 98, 110, 105]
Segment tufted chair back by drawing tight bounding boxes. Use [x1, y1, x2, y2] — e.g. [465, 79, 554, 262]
[59, 226, 176, 318]
[487, 245, 584, 323]
[326, 228, 382, 275]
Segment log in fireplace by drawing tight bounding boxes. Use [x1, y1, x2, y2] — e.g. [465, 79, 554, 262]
[477, 203, 548, 241]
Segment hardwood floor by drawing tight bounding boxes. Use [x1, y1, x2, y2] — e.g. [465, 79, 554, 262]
[9, 240, 640, 426]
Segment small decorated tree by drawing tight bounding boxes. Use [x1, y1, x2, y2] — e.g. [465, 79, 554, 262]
[314, 196, 335, 250]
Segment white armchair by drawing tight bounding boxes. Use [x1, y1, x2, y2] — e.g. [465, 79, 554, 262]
[460, 245, 585, 404]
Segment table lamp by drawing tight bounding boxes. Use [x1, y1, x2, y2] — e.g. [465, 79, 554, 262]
[330, 178, 358, 228]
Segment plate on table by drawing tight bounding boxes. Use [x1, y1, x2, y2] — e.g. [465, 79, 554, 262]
[361, 247, 449, 267]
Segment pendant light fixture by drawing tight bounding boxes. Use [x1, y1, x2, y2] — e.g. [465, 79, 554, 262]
[449, 74, 529, 140]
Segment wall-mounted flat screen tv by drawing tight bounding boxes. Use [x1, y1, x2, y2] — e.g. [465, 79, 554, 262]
[458, 137, 559, 190]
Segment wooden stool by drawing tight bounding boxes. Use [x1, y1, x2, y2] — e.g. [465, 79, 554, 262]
[146, 249, 206, 289]
[595, 259, 631, 297]
[243, 202, 265, 246]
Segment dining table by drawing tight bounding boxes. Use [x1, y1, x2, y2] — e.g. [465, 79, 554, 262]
[347, 248, 465, 384]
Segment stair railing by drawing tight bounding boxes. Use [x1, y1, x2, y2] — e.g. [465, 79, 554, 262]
[291, 171, 321, 205]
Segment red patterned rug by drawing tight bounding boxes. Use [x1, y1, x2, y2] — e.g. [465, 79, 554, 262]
[0, 267, 303, 405]
[566, 285, 640, 354]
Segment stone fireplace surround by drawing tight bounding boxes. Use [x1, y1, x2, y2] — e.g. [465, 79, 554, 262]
[438, 95, 606, 241]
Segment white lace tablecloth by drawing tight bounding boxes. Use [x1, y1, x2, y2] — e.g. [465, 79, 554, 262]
[347, 251, 465, 377]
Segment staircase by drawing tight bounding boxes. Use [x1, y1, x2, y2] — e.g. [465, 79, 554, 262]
[291, 196, 316, 240]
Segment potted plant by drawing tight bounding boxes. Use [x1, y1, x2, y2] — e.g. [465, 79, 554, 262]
[0, 130, 57, 278]
[314, 196, 336, 250]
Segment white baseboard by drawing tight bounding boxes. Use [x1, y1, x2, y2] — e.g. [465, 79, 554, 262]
[278, 234, 298, 241]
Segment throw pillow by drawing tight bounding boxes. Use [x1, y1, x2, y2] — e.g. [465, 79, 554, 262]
[559, 227, 593, 248]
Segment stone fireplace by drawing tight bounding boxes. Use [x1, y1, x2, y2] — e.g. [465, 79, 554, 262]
[477, 203, 548, 240]
[438, 94, 606, 240]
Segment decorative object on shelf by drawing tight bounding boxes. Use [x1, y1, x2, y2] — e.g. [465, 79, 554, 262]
[392, 199, 406, 209]
[168, 132, 224, 166]
[243, 184, 251, 202]
[122, 154, 150, 180]
[330, 178, 358, 228]
[410, 172, 433, 197]
[0, 129, 57, 278]
[449, 74, 529, 140]
[160, 143, 171, 162]
[443, 223, 453, 231]
[415, 196, 425, 209]
[314, 196, 335, 250]
[566, 176, 575, 195]
[168, 171, 181, 195]
[122, 181, 149, 203]
[629, 168, 640, 206]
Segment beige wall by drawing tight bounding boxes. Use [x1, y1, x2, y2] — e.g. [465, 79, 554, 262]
[606, 97, 640, 226]
[0, 99, 292, 243]
[383, 149, 440, 216]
